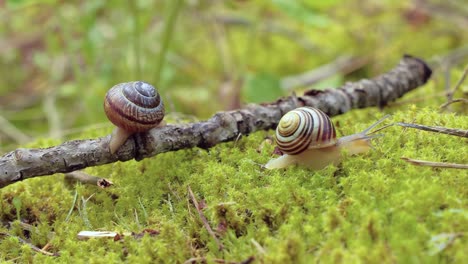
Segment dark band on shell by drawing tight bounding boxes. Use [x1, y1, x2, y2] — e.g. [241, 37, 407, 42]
[104, 81, 165, 132]
[275, 107, 337, 155]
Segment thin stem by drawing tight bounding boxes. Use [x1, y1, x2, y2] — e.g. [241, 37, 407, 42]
[130, 1, 141, 79]
[187, 186, 224, 251]
[0, 114, 30, 144]
[154, 0, 184, 84]
[447, 64, 468, 101]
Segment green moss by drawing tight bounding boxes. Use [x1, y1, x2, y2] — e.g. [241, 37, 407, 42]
[1, 91, 467, 263]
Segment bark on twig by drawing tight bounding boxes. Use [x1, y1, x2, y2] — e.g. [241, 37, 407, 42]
[0, 55, 432, 188]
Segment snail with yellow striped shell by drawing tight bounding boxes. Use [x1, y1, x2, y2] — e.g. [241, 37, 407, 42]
[265, 107, 388, 170]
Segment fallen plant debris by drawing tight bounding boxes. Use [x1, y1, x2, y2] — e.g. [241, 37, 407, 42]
[440, 64, 468, 110]
[428, 233, 464, 256]
[188, 186, 224, 251]
[401, 157, 468, 169]
[396, 122, 468, 138]
[77, 229, 159, 241]
[397, 120, 467, 169]
[64, 171, 113, 188]
[0, 232, 58, 257]
[77, 231, 119, 240]
[183, 256, 255, 264]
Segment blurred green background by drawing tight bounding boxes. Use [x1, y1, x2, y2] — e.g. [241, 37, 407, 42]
[0, 0, 467, 152]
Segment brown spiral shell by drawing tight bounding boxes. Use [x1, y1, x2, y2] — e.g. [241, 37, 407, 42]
[275, 107, 337, 155]
[104, 81, 165, 132]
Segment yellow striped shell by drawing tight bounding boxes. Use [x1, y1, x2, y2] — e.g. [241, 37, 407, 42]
[275, 107, 337, 155]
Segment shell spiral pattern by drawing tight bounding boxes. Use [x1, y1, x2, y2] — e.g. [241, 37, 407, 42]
[275, 107, 337, 155]
[104, 81, 165, 132]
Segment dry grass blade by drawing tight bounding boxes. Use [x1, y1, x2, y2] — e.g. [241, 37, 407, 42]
[396, 122, 468, 138]
[183, 256, 255, 264]
[441, 64, 468, 111]
[446, 64, 468, 101]
[401, 157, 468, 169]
[0, 232, 58, 256]
[440, 98, 468, 109]
[77, 231, 119, 240]
[187, 186, 224, 251]
[0, 114, 30, 144]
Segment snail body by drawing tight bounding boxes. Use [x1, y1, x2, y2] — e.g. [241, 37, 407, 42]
[265, 107, 388, 170]
[104, 81, 165, 154]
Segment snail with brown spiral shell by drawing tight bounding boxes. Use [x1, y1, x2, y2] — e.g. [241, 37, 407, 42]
[104, 81, 165, 154]
[265, 107, 389, 170]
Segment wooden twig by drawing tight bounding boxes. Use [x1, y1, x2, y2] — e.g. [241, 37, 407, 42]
[187, 186, 224, 251]
[401, 158, 468, 169]
[396, 123, 468, 138]
[0, 55, 432, 188]
[64, 171, 113, 188]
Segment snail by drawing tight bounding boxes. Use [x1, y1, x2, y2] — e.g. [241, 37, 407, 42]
[265, 107, 389, 170]
[104, 81, 165, 154]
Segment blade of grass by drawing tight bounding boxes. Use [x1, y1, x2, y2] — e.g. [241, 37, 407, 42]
[154, 0, 184, 84]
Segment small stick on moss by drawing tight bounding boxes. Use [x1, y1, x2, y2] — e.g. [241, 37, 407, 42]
[183, 256, 255, 264]
[396, 122, 468, 138]
[41, 242, 52, 252]
[0, 232, 59, 257]
[64, 171, 113, 188]
[401, 157, 468, 169]
[187, 186, 224, 251]
[0, 55, 432, 188]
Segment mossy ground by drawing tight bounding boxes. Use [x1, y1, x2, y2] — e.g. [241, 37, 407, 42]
[1, 88, 467, 262]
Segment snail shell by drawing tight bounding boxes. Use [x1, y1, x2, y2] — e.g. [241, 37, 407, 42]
[275, 107, 337, 155]
[104, 81, 165, 132]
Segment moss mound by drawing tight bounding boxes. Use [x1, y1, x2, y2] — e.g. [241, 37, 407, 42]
[1, 105, 466, 263]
